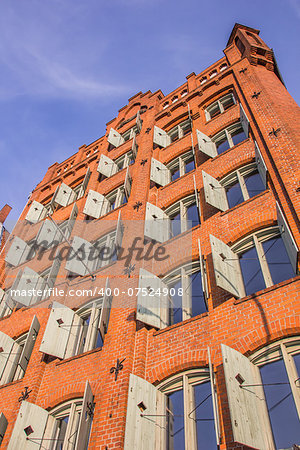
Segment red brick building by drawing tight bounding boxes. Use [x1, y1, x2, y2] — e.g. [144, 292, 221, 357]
[0, 23, 299, 449]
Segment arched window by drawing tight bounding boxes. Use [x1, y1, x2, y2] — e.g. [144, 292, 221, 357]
[209, 70, 217, 79]
[200, 77, 207, 85]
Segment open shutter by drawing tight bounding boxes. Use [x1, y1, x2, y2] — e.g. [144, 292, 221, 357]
[202, 170, 228, 211]
[124, 374, 165, 450]
[108, 128, 125, 147]
[131, 134, 138, 159]
[114, 211, 124, 254]
[239, 103, 249, 138]
[208, 347, 220, 446]
[18, 315, 40, 372]
[193, 174, 201, 219]
[276, 202, 298, 273]
[65, 236, 93, 276]
[198, 240, 209, 301]
[136, 269, 167, 329]
[1, 341, 21, 385]
[39, 301, 75, 359]
[75, 381, 94, 450]
[83, 190, 108, 219]
[55, 183, 76, 207]
[49, 185, 59, 214]
[10, 267, 46, 306]
[7, 401, 49, 450]
[136, 110, 142, 133]
[221, 344, 274, 449]
[78, 168, 91, 198]
[46, 255, 61, 289]
[0, 413, 8, 446]
[144, 203, 170, 243]
[0, 331, 15, 380]
[124, 167, 132, 199]
[36, 219, 60, 248]
[196, 130, 217, 158]
[153, 126, 171, 148]
[25, 200, 47, 223]
[5, 237, 31, 267]
[150, 158, 171, 187]
[254, 142, 267, 189]
[66, 203, 78, 239]
[210, 235, 245, 298]
[97, 154, 118, 178]
[99, 278, 112, 339]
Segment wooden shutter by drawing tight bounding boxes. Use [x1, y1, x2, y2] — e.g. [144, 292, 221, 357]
[39, 301, 75, 359]
[49, 185, 60, 214]
[99, 278, 112, 339]
[46, 256, 61, 289]
[193, 174, 201, 219]
[150, 158, 171, 186]
[83, 190, 108, 219]
[55, 182, 76, 207]
[144, 203, 170, 243]
[254, 142, 267, 189]
[7, 401, 49, 450]
[198, 240, 209, 301]
[75, 381, 94, 450]
[97, 154, 118, 178]
[221, 344, 274, 449]
[239, 103, 249, 138]
[10, 267, 46, 307]
[0, 413, 8, 446]
[136, 269, 166, 329]
[36, 219, 60, 248]
[202, 170, 228, 211]
[5, 237, 31, 267]
[115, 210, 124, 254]
[108, 128, 125, 147]
[196, 130, 217, 158]
[153, 126, 171, 148]
[208, 347, 220, 446]
[210, 235, 245, 298]
[276, 202, 299, 273]
[132, 134, 138, 159]
[65, 236, 93, 276]
[78, 168, 91, 198]
[124, 167, 132, 199]
[0, 331, 15, 380]
[25, 200, 47, 223]
[1, 341, 22, 385]
[124, 374, 164, 450]
[18, 315, 40, 372]
[66, 203, 78, 239]
[136, 110, 143, 132]
[64, 313, 83, 358]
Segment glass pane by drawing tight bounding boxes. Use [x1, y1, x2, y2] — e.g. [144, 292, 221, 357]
[262, 236, 295, 285]
[194, 382, 217, 449]
[171, 168, 180, 181]
[209, 104, 220, 119]
[122, 193, 127, 205]
[55, 416, 69, 450]
[169, 280, 182, 325]
[191, 271, 207, 317]
[293, 352, 300, 375]
[167, 389, 185, 450]
[185, 159, 195, 174]
[216, 136, 230, 154]
[226, 182, 244, 208]
[186, 203, 199, 229]
[95, 330, 103, 348]
[222, 95, 235, 110]
[244, 171, 265, 198]
[231, 128, 246, 147]
[260, 359, 300, 448]
[171, 213, 181, 237]
[240, 245, 266, 295]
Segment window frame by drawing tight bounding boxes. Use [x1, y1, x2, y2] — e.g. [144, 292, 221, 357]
[167, 150, 195, 181]
[165, 194, 200, 236]
[212, 121, 246, 153]
[205, 92, 236, 121]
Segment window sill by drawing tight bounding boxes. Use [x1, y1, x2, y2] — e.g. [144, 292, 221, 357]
[220, 188, 270, 217]
[153, 311, 209, 336]
[56, 346, 102, 366]
[234, 274, 300, 305]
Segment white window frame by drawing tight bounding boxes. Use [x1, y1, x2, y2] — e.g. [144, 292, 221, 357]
[106, 186, 127, 211]
[91, 230, 117, 272]
[168, 118, 192, 143]
[122, 124, 138, 142]
[221, 162, 265, 203]
[115, 150, 134, 170]
[73, 299, 104, 355]
[165, 194, 200, 237]
[167, 150, 195, 180]
[205, 92, 236, 121]
[212, 121, 246, 152]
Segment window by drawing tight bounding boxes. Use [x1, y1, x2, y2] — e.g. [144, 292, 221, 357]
[209, 70, 217, 78]
[115, 151, 135, 170]
[166, 194, 200, 238]
[200, 77, 207, 85]
[163, 102, 169, 109]
[106, 186, 128, 211]
[163, 262, 207, 325]
[122, 124, 139, 142]
[219, 63, 227, 71]
[172, 96, 178, 103]
[167, 150, 195, 182]
[74, 299, 105, 354]
[205, 92, 236, 121]
[181, 90, 188, 97]
[212, 121, 246, 154]
[153, 119, 192, 148]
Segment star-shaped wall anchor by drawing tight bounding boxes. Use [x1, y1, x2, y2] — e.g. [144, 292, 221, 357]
[239, 67, 247, 74]
[124, 264, 135, 278]
[269, 127, 281, 137]
[145, 128, 151, 134]
[140, 159, 148, 166]
[252, 91, 261, 99]
[18, 386, 32, 403]
[133, 201, 142, 211]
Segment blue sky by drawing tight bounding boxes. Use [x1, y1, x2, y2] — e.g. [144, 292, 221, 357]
[0, 0, 299, 229]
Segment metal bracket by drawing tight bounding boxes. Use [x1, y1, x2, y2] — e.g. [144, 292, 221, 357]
[110, 358, 126, 381]
[124, 264, 135, 278]
[269, 127, 281, 137]
[19, 386, 32, 403]
[252, 91, 261, 99]
[239, 68, 247, 74]
[133, 201, 142, 211]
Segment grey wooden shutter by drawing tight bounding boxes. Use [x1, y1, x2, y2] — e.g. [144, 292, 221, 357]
[254, 141, 267, 189]
[65, 236, 93, 276]
[5, 237, 31, 267]
[132, 134, 138, 159]
[196, 130, 217, 158]
[18, 315, 40, 372]
[97, 154, 118, 178]
[39, 301, 75, 359]
[10, 267, 46, 307]
[150, 158, 171, 186]
[1, 341, 22, 385]
[108, 128, 125, 147]
[276, 202, 299, 273]
[198, 240, 209, 301]
[239, 103, 249, 138]
[0, 331, 15, 380]
[136, 110, 142, 133]
[75, 380, 94, 450]
[124, 374, 162, 450]
[0, 413, 8, 446]
[55, 182, 76, 207]
[83, 190, 107, 219]
[208, 347, 220, 446]
[136, 269, 164, 329]
[46, 255, 61, 289]
[193, 174, 201, 219]
[99, 278, 112, 339]
[78, 168, 91, 198]
[144, 203, 170, 243]
[124, 167, 132, 199]
[153, 126, 171, 148]
[36, 219, 60, 248]
[114, 210, 124, 254]
[221, 344, 274, 449]
[202, 170, 228, 211]
[7, 401, 49, 450]
[210, 235, 245, 298]
[49, 185, 60, 214]
[65, 313, 83, 358]
[25, 200, 47, 223]
[66, 203, 78, 239]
